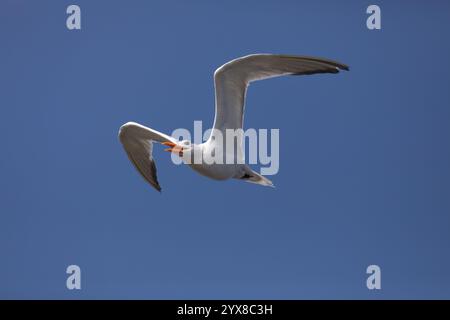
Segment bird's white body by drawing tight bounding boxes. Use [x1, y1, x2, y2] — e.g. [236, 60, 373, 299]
[189, 161, 244, 181]
[119, 54, 348, 191]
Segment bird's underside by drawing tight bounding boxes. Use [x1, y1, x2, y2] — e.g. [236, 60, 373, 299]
[119, 54, 349, 192]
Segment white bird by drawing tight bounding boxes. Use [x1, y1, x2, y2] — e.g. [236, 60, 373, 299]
[119, 54, 349, 191]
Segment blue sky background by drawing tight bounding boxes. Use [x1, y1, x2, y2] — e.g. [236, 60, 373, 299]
[1, 0, 449, 299]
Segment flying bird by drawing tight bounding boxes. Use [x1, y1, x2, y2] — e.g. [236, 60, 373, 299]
[119, 54, 349, 191]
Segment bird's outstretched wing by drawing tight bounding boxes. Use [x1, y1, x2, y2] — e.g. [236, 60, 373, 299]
[118, 122, 177, 192]
[212, 54, 349, 132]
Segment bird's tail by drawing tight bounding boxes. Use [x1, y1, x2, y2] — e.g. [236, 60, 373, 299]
[237, 166, 275, 187]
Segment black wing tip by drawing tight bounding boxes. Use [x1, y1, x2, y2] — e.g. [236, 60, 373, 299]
[153, 183, 162, 192]
[290, 64, 349, 76]
[275, 54, 350, 71]
[291, 69, 337, 76]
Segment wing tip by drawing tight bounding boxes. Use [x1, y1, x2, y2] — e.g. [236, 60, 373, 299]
[290, 64, 349, 76]
[151, 180, 162, 192]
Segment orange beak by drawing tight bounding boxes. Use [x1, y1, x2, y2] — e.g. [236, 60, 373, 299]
[162, 141, 184, 156]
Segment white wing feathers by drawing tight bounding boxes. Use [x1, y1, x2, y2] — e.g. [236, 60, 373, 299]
[213, 54, 349, 131]
[118, 122, 177, 192]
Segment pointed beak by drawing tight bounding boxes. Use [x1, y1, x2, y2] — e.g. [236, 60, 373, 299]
[162, 141, 183, 156]
[162, 141, 176, 148]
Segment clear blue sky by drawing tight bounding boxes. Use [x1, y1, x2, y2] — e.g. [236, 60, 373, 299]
[1, 0, 449, 299]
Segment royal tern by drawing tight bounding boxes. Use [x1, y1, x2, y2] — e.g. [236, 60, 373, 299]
[119, 54, 349, 191]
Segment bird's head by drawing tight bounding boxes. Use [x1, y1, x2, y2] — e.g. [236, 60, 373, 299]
[161, 139, 195, 160]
